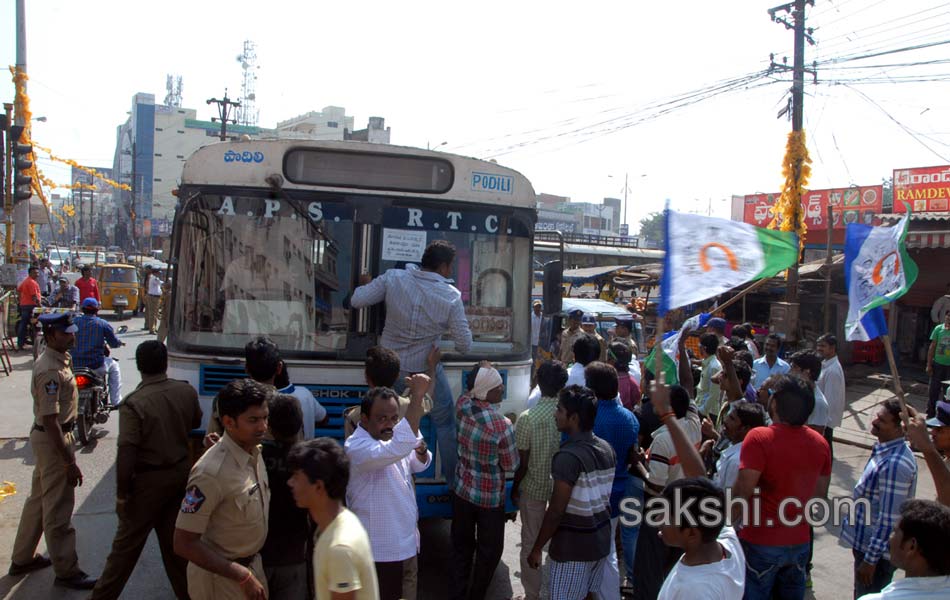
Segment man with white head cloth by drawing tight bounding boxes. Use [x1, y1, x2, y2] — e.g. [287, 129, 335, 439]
[451, 362, 519, 600]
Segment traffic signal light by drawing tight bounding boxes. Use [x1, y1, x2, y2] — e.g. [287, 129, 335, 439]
[0, 115, 6, 199]
[8, 125, 33, 202]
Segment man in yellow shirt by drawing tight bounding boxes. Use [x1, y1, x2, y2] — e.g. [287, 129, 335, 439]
[288, 437, 379, 600]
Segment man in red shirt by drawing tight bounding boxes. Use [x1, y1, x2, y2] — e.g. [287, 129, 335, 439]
[16, 267, 42, 351]
[75, 266, 100, 303]
[732, 374, 831, 600]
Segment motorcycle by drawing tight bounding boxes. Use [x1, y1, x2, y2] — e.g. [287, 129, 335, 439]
[74, 367, 112, 446]
[70, 325, 128, 446]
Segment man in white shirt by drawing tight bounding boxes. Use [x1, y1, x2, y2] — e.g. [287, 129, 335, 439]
[525, 334, 600, 409]
[144, 266, 164, 335]
[657, 478, 746, 600]
[817, 333, 846, 460]
[856, 499, 950, 600]
[345, 380, 431, 600]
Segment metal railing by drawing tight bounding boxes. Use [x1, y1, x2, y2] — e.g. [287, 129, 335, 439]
[534, 230, 641, 248]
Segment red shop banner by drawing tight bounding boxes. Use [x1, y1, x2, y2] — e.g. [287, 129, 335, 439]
[893, 165, 950, 213]
[742, 185, 883, 230]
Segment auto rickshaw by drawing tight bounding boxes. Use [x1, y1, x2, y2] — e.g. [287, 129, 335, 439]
[97, 264, 139, 319]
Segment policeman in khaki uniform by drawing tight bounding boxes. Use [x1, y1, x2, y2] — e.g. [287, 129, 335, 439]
[558, 309, 586, 364]
[91, 340, 202, 600]
[580, 313, 608, 361]
[610, 314, 639, 356]
[8, 313, 98, 590]
[174, 378, 272, 600]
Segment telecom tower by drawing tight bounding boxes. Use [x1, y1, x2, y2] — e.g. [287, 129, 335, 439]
[236, 40, 259, 127]
[164, 74, 183, 107]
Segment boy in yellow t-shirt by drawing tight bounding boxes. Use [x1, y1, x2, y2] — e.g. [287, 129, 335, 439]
[287, 438, 379, 600]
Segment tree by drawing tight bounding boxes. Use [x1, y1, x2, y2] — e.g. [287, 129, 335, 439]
[882, 176, 893, 211]
[638, 212, 665, 247]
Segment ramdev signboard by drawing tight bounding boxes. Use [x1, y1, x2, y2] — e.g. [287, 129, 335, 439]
[742, 185, 883, 230]
[893, 165, 950, 213]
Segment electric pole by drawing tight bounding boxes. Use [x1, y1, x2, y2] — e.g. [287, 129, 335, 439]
[769, 0, 816, 329]
[207, 90, 241, 142]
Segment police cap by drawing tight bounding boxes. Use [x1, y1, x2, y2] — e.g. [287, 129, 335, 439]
[38, 312, 78, 333]
[614, 315, 634, 327]
[568, 309, 584, 319]
[581, 314, 597, 325]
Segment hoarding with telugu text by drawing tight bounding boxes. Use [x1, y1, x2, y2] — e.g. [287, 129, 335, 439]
[742, 185, 883, 230]
[893, 165, 950, 213]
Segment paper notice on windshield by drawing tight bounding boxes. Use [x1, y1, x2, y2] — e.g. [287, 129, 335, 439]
[382, 229, 427, 263]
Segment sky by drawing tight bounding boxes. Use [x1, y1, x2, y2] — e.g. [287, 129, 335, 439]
[2, 0, 950, 232]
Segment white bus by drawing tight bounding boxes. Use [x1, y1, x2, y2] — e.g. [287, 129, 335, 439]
[167, 140, 537, 517]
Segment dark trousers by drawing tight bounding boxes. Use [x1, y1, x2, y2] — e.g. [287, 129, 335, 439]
[824, 427, 835, 461]
[852, 549, 896, 599]
[928, 363, 950, 418]
[89, 465, 191, 600]
[631, 517, 678, 600]
[376, 560, 404, 600]
[451, 495, 505, 600]
[16, 305, 34, 349]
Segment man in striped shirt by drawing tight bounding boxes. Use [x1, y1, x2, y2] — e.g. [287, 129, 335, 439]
[840, 399, 918, 599]
[351, 240, 472, 487]
[527, 385, 616, 600]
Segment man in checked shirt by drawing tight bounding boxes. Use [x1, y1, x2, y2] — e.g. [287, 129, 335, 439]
[351, 240, 472, 488]
[451, 361, 519, 600]
[840, 398, 918, 599]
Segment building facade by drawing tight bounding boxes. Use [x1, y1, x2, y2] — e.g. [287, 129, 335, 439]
[534, 193, 621, 236]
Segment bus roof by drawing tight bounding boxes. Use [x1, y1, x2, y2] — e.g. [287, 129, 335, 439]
[180, 139, 537, 210]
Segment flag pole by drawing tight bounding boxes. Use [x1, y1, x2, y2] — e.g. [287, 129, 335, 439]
[654, 313, 666, 386]
[880, 333, 910, 427]
[710, 277, 772, 315]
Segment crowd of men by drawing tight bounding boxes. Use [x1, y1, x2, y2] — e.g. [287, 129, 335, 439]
[6, 238, 950, 600]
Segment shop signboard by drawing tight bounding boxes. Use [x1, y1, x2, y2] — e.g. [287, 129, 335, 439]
[742, 185, 883, 230]
[893, 165, 950, 213]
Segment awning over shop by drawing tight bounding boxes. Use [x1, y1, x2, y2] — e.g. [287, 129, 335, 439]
[562, 264, 631, 284]
[877, 212, 950, 249]
[906, 231, 950, 249]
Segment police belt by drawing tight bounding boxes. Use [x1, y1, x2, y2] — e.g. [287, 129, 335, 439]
[32, 421, 75, 434]
[134, 456, 188, 473]
[231, 554, 258, 567]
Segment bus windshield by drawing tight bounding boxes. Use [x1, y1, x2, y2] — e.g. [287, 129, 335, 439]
[171, 192, 533, 359]
[172, 193, 354, 354]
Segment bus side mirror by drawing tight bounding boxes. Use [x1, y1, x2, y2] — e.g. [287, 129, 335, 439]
[542, 260, 562, 316]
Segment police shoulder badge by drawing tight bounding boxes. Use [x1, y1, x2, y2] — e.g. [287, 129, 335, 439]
[180, 485, 206, 513]
[44, 380, 59, 397]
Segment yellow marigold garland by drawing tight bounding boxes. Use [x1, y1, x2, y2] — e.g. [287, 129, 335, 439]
[33, 142, 131, 192]
[768, 130, 812, 251]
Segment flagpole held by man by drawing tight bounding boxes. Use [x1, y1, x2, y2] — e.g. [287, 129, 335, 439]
[843, 209, 919, 423]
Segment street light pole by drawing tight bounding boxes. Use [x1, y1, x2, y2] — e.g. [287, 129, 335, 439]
[12, 0, 29, 259]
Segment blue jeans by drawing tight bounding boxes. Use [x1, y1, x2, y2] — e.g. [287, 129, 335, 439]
[398, 363, 457, 488]
[620, 476, 644, 585]
[741, 541, 809, 600]
[17, 305, 35, 349]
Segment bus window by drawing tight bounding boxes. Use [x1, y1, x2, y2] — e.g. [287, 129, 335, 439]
[375, 205, 532, 358]
[171, 194, 355, 354]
